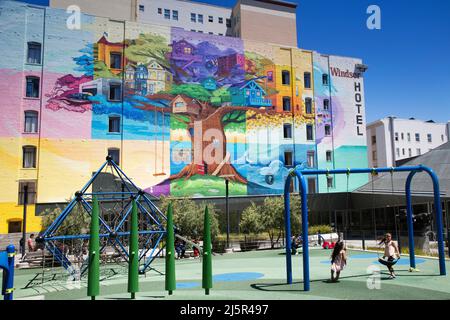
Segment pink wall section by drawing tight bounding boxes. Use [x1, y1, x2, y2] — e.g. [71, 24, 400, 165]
[0, 69, 92, 139]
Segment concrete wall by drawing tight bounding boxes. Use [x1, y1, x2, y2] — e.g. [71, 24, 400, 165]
[50, 0, 137, 21]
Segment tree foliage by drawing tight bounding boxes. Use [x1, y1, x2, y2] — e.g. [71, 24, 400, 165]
[158, 196, 220, 241]
[166, 84, 212, 102]
[125, 33, 171, 69]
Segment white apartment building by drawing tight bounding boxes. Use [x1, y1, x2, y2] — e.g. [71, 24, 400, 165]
[367, 117, 450, 167]
[137, 0, 233, 36]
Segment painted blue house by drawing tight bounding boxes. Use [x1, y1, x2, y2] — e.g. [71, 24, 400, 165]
[229, 80, 272, 107]
[201, 77, 217, 91]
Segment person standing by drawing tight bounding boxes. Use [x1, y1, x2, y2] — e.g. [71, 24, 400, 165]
[27, 234, 36, 252]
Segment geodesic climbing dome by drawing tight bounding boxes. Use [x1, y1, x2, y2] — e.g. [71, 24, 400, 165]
[38, 156, 167, 281]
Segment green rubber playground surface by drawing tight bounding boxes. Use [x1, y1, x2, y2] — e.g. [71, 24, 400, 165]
[11, 249, 450, 300]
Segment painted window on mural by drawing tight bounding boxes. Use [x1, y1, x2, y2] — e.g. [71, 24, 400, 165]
[108, 116, 121, 133]
[27, 42, 41, 64]
[26, 76, 40, 98]
[284, 151, 293, 166]
[327, 176, 333, 188]
[24, 111, 38, 133]
[110, 52, 122, 69]
[18, 181, 36, 205]
[283, 123, 292, 139]
[282, 97, 291, 111]
[108, 148, 120, 166]
[306, 124, 314, 141]
[323, 99, 329, 111]
[22, 146, 37, 168]
[282, 70, 290, 85]
[305, 98, 312, 114]
[304, 72, 311, 89]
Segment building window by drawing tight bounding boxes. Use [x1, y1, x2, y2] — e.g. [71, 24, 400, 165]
[191, 13, 196, 22]
[157, 7, 161, 14]
[306, 124, 314, 141]
[304, 72, 311, 89]
[396, 148, 400, 157]
[208, 15, 213, 22]
[198, 14, 203, 23]
[307, 178, 316, 194]
[172, 10, 178, 20]
[305, 98, 312, 114]
[282, 97, 291, 112]
[109, 83, 122, 101]
[326, 150, 332, 162]
[110, 52, 122, 69]
[415, 133, 420, 142]
[408, 148, 412, 157]
[407, 132, 411, 142]
[307, 151, 315, 168]
[108, 148, 120, 166]
[323, 99, 329, 111]
[18, 181, 36, 205]
[226, 18, 231, 27]
[109, 115, 121, 133]
[427, 133, 432, 143]
[218, 17, 223, 24]
[324, 125, 331, 136]
[282, 70, 290, 85]
[322, 74, 329, 86]
[326, 176, 333, 189]
[8, 220, 22, 234]
[394, 132, 399, 141]
[284, 151, 293, 166]
[164, 9, 170, 19]
[371, 135, 376, 145]
[27, 42, 41, 64]
[402, 148, 405, 156]
[401, 132, 404, 140]
[24, 111, 38, 133]
[22, 146, 37, 168]
[417, 148, 421, 155]
[26, 76, 40, 98]
[218, 33, 223, 36]
[283, 123, 292, 139]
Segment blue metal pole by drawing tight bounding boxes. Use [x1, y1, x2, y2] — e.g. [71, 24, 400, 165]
[284, 173, 293, 284]
[405, 171, 417, 269]
[421, 166, 446, 275]
[2, 245, 15, 300]
[295, 170, 310, 292]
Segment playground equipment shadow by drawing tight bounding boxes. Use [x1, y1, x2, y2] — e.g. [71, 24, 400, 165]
[11, 249, 450, 300]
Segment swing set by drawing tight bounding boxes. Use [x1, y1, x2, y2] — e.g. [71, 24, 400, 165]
[284, 165, 447, 292]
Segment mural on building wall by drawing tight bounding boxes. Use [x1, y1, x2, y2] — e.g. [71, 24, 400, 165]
[0, 1, 369, 221]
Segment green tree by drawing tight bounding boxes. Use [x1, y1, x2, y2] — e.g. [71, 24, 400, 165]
[125, 33, 171, 69]
[239, 202, 264, 235]
[210, 87, 231, 106]
[158, 196, 220, 241]
[259, 196, 285, 248]
[165, 84, 212, 102]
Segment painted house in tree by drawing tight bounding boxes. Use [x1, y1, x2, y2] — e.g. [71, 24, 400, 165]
[169, 40, 202, 63]
[217, 53, 245, 77]
[124, 61, 172, 96]
[96, 35, 128, 75]
[229, 79, 272, 107]
[201, 77, 217, 91]
[171, 94, 202, 116]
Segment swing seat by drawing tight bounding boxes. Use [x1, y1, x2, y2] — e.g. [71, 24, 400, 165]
[378, 257, 400, 267]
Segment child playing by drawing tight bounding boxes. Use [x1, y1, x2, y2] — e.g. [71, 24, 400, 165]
[378, 233, 400, 279]
[330, 241, 347, 282]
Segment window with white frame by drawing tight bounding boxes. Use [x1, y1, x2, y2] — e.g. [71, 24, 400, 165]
[172, 10, 178, 20]
[326, 150, 332, 162]
[198, 14, 203, 23]
[191, 13, 196, 22]
[109, 115, 121, 133]
[324, 125, 331, 136]
[27, 42, 41, 64]
[22, 146, 37, 168]
[283, 123, 292, 139]
[26, 76, 40, 98]
[305, 98, 312, 114]
[108, 148, 120, 166]
[427, 133, 432, 143]
[208, 15, 213, 22]
[24, 111, 38, 133]
[164, 9, 170, 19]
[323, 99, 329, 111]
[109, 83, 122, 101]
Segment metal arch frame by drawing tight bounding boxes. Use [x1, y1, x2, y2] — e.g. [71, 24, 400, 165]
[39, 158, 167, 277]
[284, 165, 446, 292]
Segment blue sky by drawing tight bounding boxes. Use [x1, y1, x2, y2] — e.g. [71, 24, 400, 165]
[194, 0, 450, 124]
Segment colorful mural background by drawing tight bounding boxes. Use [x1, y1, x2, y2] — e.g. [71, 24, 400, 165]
[0, 1, 368, 233]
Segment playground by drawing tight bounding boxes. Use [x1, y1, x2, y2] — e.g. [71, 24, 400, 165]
[9, 248, 450, 300]
[1, 158, 449, 301]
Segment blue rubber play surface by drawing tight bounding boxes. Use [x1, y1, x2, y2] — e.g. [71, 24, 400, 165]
[175, 272, 265, 289]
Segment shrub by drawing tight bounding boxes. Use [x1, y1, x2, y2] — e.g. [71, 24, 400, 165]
[309, 225, 333, 235]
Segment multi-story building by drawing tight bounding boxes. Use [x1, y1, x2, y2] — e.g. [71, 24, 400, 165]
[367, 117, 450, 168]
[0, 0, 369, 236]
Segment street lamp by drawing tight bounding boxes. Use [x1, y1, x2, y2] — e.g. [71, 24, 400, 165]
[220, 174, 234, 251]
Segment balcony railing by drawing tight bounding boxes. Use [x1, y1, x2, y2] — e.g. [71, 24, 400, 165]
[247, 97, 272, 107]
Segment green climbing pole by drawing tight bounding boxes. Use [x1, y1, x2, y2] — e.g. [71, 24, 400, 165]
[202, 206, 213, 295]
[87, 195, 100, 300]
[127, 198, 139, 299]
[165, 203, 176, 295]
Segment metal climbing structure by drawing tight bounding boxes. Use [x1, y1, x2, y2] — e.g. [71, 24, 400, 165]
[38, 156, 167, 279]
